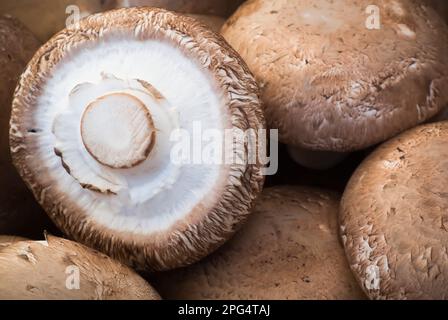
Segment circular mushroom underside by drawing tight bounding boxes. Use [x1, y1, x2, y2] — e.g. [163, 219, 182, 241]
[0, 235, 160, 300]
[10, 8, 264, 271]
[340, 122, 448, 300]
[222, 0, 448, 152]
[151, 186, 365, 300]
[0, 15, 55, 237]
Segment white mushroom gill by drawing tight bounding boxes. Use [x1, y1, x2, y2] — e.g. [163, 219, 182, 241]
[33, 37, 230, 234]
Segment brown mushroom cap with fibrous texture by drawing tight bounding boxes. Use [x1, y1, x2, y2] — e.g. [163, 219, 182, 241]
[152, 186, 365, 300]
[0, 16, 54, 238]
[340, 122, 448, 299]
[0, 235, 160, 300]
[0, 0, 116, 42]
[222, 0, 448, 152]
[115, 0, 244, 17]
[10, 8, 265, 271]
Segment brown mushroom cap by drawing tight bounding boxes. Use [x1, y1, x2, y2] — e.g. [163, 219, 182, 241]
[340, 122, 448, 299]
[152, 186, 365, 300]
[115, 0, 244, 17]
[0, 0, 116, 42]
[0, 235, 160, 299]
[10, 8, 264, 271]
[222, 0, 448, 152]
[0, 15, 54, 237]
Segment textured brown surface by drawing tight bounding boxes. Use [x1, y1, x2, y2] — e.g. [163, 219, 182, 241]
[222, 0, 448, 152]
[0, 235, 160, 300]
[0, 0, 116, 42]
[341, 122, 448, 299]
[0, 15, 54, 238]
[10, 8, 265, 271]
[115, 0, 244, 17]
[152, 186, 365, 300]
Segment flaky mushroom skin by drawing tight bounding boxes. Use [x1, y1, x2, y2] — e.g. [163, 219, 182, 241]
[222, 0, 448, 152]
[340, 122, 448, 300]
[0, 235, 160, 300]
[152, 186, 365, 300]
[0, 16, 54, 237]
[10, 8, 265, 271]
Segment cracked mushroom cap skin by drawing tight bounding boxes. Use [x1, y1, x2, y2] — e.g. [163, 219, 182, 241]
[115, 0, 244, 17]
[0, 16, 54, 238]
[340, 122, 448, 300]
[10, 8, 265, 271]
[0, 235, 160, 300]
[152, 186, 365, 300]
[221, 0, 448, 152]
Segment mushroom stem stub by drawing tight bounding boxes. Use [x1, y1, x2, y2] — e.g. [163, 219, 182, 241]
[81, 93, 155, 169]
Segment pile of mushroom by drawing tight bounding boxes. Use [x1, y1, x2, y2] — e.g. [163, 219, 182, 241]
[10, 7, 264, 271]
[222, 0, 448, 169]
[1, 0, 448, 302]
[0, 235, 160, 299]
[152, 186, 365, 299]
[0, 15, 54, 237]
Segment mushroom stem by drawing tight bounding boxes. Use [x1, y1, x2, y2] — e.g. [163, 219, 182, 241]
[287, 145, 348, 170]
[81, 93, 156, 169]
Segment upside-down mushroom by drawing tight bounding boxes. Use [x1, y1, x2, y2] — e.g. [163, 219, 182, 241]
[10, 8, 265, 271]
[152, 186, 365, 300]
[222, 0, 448, 169]
[341, 122, 448, 299]
[0, 15, 54, 238]
[0, 235, 160, 300]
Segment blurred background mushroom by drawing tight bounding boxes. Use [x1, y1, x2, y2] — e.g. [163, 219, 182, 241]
[221, 0, 448, 170]
[0, 0, 116, 42]
[151, 186, 366, 300]
[0, 235, 161, 300]
[341, 122, 448, 299]
[0, 15, 56, 238]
